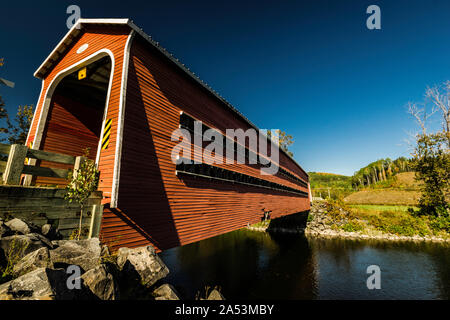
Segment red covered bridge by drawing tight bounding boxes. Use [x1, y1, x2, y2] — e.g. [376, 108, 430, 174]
[25, 19, 311, 251]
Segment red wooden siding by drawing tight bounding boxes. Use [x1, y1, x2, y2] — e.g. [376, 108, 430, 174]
[27, 25, 130, 199]
[28, 23, 310, 252]
[100, 37, 310, 251]
[35, 94, 102, 186]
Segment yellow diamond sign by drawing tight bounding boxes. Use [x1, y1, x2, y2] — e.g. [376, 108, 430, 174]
[78, 67, 87, 80]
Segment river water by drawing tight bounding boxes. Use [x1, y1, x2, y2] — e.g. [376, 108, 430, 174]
[159, 229, 450, 299]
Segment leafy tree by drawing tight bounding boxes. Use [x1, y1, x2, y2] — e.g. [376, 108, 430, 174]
[1, 58, 31, 143]
[267, 129, 294, 157]
[0, 58, 8, 134]
[410, 133, 449, 217]
[407, 81, 450, 217]
[65, 148, 100, 240]
[0, 100, 6, 134]
[3, 105, 34, 144]
[308, 172, 353, 200]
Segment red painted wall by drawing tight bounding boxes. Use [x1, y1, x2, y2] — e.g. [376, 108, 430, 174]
[28, 24, 310, 252]
[100, 37, 310, 251]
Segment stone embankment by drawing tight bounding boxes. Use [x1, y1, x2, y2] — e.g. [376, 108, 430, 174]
[0, 218, 224, 300]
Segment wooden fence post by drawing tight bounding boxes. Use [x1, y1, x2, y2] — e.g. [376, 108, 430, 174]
[88, 204, 104, 239]
[73, 156, 87, 180]
[3, 144, 28, 185]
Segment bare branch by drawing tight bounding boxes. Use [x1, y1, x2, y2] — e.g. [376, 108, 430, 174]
[425, 82, 450, 147]
[407, 102, 428, 134]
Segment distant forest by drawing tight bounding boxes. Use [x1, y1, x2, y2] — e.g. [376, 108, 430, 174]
[308, 156, 413, 199]
[350, 157, 412, 188]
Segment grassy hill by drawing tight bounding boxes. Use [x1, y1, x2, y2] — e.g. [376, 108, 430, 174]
[309, 170, 425, 205]
[308, 172, 353, 199]
[344, 172, 421, 205]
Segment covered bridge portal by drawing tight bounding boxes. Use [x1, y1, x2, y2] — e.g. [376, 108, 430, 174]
[27, 19, 311, 251]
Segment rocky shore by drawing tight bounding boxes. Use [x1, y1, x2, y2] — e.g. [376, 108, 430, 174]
[0, 218, 225, 300]
[246, 225, 304, 234]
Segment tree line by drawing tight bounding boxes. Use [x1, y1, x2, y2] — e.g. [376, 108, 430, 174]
[0, 58, 34, 145]
[350, 157, 412, 189]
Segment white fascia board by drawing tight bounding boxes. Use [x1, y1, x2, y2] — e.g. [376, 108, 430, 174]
[34, 19, 130, 79]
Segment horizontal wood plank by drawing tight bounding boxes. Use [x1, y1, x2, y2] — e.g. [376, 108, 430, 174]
[27, 148, 76, 165]
[22, 165, 70, 179]
[0, 143, 11, 155]
[0, 161, 6, 173]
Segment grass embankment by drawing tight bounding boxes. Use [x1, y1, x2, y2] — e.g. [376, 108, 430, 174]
[249, 220, 270, 229]
[327, 201, 450, 238]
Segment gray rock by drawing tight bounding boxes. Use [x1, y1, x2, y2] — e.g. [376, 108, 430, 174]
[49, 238, 101, 272]
[117, 246, 169, 288]
[0, 233, 54, 266]
[207, 289, 225, 300]
[5, 218, 30, 235]
[153, 283, 180, 300]
[101, 244, 110, 257]
[41, 224, 60, 240]
[81, 264, 117, 300]
[0, 281, 10, 300]
[51, 240, 62, 248]
[0, 221, 12, 238]
[13, 247, 53, 277]
[0, 267, 77, 300]
[41, 224, 52, 236]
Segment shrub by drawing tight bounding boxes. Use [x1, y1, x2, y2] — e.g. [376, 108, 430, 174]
[0, 236, 29, 284]
[429, 215, 450, 233]
[65, 148, 100, 240]
[341, 220, 365, 232]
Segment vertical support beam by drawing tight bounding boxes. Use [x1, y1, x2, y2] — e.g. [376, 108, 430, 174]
[88, 204, 104, 239]
[3, 144, 28, 185]
[308, 182, 312, 204]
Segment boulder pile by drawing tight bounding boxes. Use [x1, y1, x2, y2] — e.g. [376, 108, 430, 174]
[0, 217, 194, 300]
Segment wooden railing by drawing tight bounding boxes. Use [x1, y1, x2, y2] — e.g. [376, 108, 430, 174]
[0, 143, 85, 185]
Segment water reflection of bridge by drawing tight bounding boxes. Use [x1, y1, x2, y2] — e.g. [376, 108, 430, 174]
[161, 230, 450, 299]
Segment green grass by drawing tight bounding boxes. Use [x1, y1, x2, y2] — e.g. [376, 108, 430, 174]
[364, 211, 431, 236]
[249, 220, 271, 228]
[349, 204, 417, 212]
[341, 219, 365, 232]
[325, 200, 450, 238]
[0, 236, 29, 284]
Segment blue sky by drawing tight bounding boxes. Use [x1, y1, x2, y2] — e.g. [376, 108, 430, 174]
[1, 0, 449, 175]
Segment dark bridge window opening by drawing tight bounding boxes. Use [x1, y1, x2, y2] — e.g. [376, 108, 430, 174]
[35, 56, 112, 186]
[179, 112, 308, 188]
[176, 160, 308, 197]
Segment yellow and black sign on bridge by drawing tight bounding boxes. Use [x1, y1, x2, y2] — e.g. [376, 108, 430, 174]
[78, 67, 87, 80]
[102, 119, 112, 150]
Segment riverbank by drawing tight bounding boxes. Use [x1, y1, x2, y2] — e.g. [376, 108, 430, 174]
[247, 201, 450, 243]
[305, 201, 450, 243]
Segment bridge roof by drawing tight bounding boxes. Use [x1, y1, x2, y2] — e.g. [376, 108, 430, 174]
[34, 18, 308, 179]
